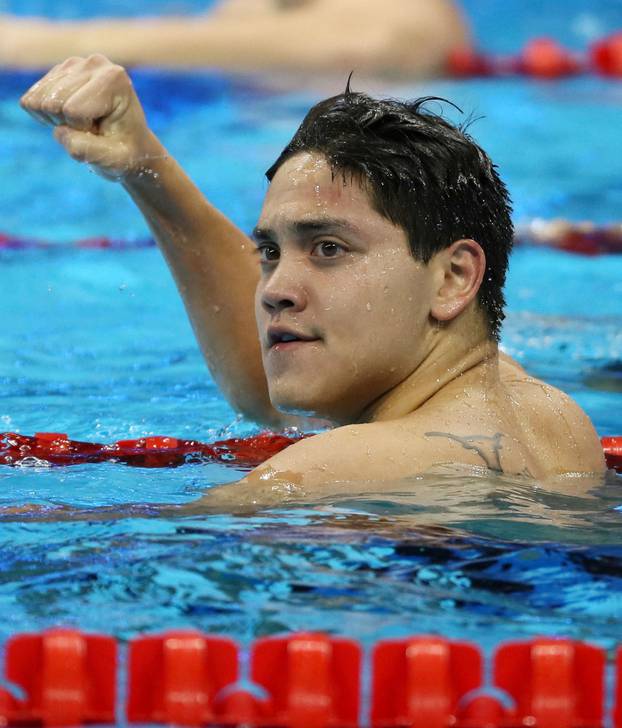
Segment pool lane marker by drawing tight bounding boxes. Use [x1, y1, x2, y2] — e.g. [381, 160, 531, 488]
[0, 629, 615, 727]
[4, 223, 622, 256]
[448, 33, 622, 79]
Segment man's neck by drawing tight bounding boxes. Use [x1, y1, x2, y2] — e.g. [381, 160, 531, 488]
[360, 321, 498, 422]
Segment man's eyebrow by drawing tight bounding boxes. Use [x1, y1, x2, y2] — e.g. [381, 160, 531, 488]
[251, 218, 361, 243]
[250, 227, 273, 243]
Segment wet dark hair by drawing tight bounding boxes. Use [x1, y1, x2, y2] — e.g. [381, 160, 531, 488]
[265, 90, 514, 340]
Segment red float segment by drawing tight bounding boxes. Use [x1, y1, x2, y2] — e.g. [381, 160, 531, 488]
[0, 431, 302, 468]
[603, 436, 622, 473]
[35, 432, 71, 452]
[494, 638, 605, 728]
[517, 38, 583, 78]
[447, 37, 584, 78]
[446, 33, 622, 79]
[614, 646, 622, 728]
[250, 633, 361, 728]
[0, 629, 116, 726]
[214, 689, 272, 726]
[514, 223, 622, 256]
[446, 47, 496, 77]
[591, 32, 622, 77]
[127, 631, 239, 726]
[458, 695, 509, 728]
[0, 630, 620, 726]
[370, 636, 483, 727]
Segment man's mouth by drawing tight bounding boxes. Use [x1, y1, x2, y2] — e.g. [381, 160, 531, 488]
[267, 327, 321, 349]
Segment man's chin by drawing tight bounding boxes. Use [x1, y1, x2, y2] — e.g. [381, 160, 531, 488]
[269, 386, 342, 424]
[271, 395, 322, 419]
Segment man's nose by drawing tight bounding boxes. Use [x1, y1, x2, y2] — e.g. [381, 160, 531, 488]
[260, 259, 308, 314]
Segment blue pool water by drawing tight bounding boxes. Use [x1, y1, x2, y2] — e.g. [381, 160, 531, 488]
[2, 0, 622, 714]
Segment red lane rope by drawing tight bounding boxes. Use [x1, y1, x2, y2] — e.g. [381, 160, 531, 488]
[0, 232, 154, 250]
[515, 221, 622, 256]
[602, 436, 622, 473]
[4, 223, 622, 256]
[0, 628, 616, 727]
[0, 431, 304, 469]
[448, 32, 622, 79]
[1, 431, 621, 472]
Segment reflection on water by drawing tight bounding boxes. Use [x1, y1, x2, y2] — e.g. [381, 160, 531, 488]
[320, 467, 622, 543]
[0, 467, 620, 655]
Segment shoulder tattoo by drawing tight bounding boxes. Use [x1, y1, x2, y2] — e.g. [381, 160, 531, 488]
[425, 431, 504, 472]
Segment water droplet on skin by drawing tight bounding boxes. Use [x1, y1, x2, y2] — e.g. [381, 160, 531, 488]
[212, 305, 221, 313]
[366, 302, 372, 311]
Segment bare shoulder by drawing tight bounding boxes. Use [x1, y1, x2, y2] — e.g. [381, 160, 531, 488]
[246, 422, 436, 485]
[195, 374, 604, 514]
[198, 411, 536, 514]
[259, 359, 606, 484]
[500, 357, 605, 474]
[231, 417, 505, 495]
[188, 423, 426, 512]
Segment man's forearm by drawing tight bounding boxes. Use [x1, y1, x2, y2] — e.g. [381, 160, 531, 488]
[122, 134, 278, 424]
[20, 54, 281, 426]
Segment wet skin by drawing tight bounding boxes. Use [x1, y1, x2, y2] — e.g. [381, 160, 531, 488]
[14, 54, 607, 519]
[254, 153, 435, 424]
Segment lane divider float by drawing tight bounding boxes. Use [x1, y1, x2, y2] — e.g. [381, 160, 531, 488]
[448, 33, 622, 79]
[0, 628, 616, 727]
[0, 232, 154, 250]
[515, 221, 622, 256]
[4, 223, 622, 256]
[0, 431, 305, 469]
[1, 431, 621, 473]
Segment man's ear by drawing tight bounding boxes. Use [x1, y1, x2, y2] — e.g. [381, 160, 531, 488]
[429, 239, 486, 322]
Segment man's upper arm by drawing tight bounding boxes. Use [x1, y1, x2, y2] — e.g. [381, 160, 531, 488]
[197, 423, 438, 513]
[250, 424, 419, 488]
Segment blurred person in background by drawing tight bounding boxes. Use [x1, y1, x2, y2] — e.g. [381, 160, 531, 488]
[0, 0, 469, 78]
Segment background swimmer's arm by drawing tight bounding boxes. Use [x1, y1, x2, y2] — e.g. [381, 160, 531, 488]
[1, 1, 468, 76]
[20, 55, 288, 427]
[0, 14, 293, 70]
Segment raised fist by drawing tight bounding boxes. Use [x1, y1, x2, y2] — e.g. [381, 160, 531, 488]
[21, 54, 160, 181]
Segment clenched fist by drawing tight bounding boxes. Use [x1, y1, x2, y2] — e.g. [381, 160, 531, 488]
[20, 54, 162, 181]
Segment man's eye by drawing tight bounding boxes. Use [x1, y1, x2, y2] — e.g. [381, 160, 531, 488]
[257, 244, 280, 263]
[312, 241, 344, 258]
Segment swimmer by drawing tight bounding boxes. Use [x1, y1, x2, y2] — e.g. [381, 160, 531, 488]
[0, 0, 469, 78]
[19, 55, 605, 513]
